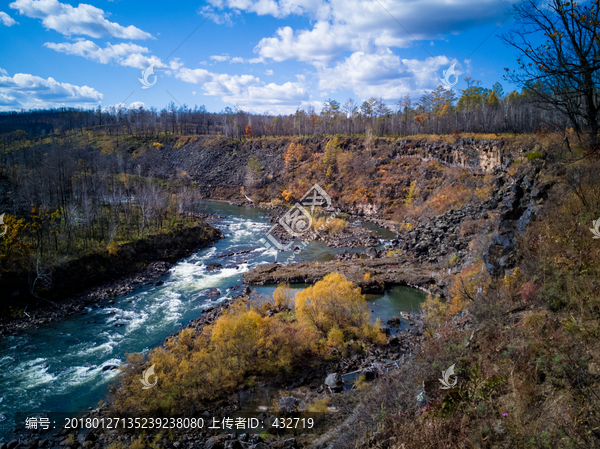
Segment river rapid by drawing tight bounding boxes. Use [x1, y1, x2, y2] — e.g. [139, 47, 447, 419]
[0, 201, 425, 440]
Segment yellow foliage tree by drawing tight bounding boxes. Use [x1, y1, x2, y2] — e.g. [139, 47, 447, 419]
[404, 180, 418, 206]
[284, 142, 306, 168]
[0, 214, 32, 271]
[323, 137, 341, 172]
[271, 283, 295, 309]
[294, 273, 379, 342]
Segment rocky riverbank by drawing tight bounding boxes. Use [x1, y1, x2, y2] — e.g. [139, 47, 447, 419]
[7, 292, 428, 449]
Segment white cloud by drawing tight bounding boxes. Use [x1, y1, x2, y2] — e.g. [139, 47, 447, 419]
[0, 71, 103, 110]
[176, 67, 309, 114]
[44, 39, 181, 71]
[318, 50, 457, 100]
[0, 67, 8, 76]
[204, 0, 514, 63]
[256, 23, 355, 63]
[106, 101, 146, 110]
[9, 0, 152, 39]
[210, 54, 262, 64]
[0, 11, 18, 26]
[204, 0, 329, 21]
[265, 69, 273, 75]
[210, 54, 230, 62]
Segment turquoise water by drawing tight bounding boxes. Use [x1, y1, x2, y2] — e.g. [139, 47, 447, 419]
[0, 202, 423, 439]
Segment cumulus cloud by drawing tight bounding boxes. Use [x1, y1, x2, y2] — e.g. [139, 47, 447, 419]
[44, 39, 181, 71]
[0, 11, 18, 26]
[0, 70, 103, 110]
[210, 54, 230, 62]
[318, 50, 458, 99]
[203, 0, 330, 21]
[205, 0, 514, 63]
[9, 0, 152, 39]
[176, 67, 309, 114]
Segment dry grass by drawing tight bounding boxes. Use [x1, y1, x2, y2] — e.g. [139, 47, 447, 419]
[322, 159, 600, 449]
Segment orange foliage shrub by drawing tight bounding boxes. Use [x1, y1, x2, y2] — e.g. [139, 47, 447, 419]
[421, 262, 489, 329]
[284, 142, 308, 168]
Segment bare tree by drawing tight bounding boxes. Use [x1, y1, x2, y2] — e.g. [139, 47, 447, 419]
[502, 0, 600, 148]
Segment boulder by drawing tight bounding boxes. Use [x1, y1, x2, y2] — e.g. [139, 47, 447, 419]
[278, 396, 299, 415]
[365, 247, 378, 259]
[206, 263, 223, 271]
[325, 373, 344, 392]
[386, 316, 400, 327]
[361, 367, 379, 381]
[197, 288, 221, 300]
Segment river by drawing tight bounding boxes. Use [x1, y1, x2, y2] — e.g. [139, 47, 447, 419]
[0, 202, 425, 440]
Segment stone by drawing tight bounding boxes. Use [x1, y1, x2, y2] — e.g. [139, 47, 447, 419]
[247, 435, 262, 444]
[325, 373, 344, 392]
[361, 367, 379, 381]
[283, 438, 299, 449]
[386, 316, 400, 327]
[204, 437, 224, 449]
[278, 396, 299, 415]
[387, 335, 399, 346]
[206, 263, 223, 271]
[365, 247, 378, 259]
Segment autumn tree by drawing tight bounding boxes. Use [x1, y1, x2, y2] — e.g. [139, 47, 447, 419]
[284, 142, 307, 168]
[294, 272, 384, 344]
[323, 137, 342, 177]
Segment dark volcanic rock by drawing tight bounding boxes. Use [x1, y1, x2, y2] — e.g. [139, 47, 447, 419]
[484, 162, 550, 275]
[387, 316, 401, 327]
[278, 396, 299, 415]
[206, 263, 223, 271]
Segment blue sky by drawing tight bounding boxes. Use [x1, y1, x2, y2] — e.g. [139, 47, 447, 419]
[0, 0, 522, 114]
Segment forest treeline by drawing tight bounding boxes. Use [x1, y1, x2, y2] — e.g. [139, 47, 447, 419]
[0, 128, 212, 306]
[0, 80, 570, 144]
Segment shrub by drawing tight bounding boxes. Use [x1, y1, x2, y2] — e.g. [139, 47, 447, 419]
[307, 397, 329, 413]
[404, 180, 418, 205]
[111, 274, 385, 417]
[386, 249, 403, 258]
[294, 273, 370, 335]
[284, 142, 308, 167]
[271, 283, 295, 309]
[248, 157, 262, 177]
[110, 302, 316, 416]
[525, 151, 542, 160]
[311, 216, 347, 235]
